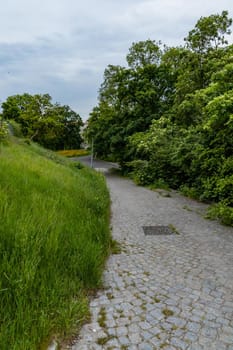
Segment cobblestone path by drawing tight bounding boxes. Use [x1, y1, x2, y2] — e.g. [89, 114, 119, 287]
[70, 163, 233, 350]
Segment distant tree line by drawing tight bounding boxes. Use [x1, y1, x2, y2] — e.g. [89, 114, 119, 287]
[85, 11, 233, 225]
[1, 93, 83, 150]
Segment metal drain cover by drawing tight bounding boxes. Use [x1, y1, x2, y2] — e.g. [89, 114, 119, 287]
[143, 226, 173, 236]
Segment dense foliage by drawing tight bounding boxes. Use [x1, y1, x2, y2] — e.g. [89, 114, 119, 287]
[85, 11, 233, 225]
[1, 93, 83, 150]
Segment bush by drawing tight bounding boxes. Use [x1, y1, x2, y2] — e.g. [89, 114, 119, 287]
[126, 160, 155, 185]
[179, 185, 200, 200]
[206, 202, 233, 226]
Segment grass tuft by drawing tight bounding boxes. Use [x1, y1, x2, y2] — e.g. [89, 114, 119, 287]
[98, 307, 107, 328]
[168, 224, 180, 235]
[153, 296, 161, 303]
[162, 308, 174, 317]
[96, 335, 115, 345]
[110, 239, 122, 254]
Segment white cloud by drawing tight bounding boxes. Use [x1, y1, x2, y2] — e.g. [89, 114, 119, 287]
[0, 0, 233, 119]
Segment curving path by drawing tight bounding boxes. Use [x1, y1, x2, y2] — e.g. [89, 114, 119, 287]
[70, 157, 233, 350]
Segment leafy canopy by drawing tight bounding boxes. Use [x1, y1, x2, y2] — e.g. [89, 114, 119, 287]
[1, 93, 83, 150]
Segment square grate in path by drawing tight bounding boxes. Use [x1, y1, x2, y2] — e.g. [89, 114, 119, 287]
[143, 225, 174, 236]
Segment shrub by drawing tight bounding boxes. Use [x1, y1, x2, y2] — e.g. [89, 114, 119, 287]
[126, 159, 155, 185]
[206, 202, 233, 226]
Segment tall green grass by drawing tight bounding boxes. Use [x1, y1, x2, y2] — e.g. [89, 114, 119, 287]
[0, 141, 110, 349]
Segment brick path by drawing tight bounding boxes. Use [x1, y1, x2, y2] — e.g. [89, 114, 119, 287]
[70, 163, 233, 350]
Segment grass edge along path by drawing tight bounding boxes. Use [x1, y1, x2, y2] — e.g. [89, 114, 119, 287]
[0, 140, 111, 350]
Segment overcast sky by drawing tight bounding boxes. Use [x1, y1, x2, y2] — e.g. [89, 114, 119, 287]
[0, 1, 233, 120]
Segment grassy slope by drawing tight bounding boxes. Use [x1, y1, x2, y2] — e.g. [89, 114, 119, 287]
[0, 140, 110, 349]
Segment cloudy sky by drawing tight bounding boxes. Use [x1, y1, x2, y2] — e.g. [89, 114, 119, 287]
[1, 1, 233, 120]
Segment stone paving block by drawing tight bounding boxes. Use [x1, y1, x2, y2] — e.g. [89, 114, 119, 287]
[138, 343, 154, 350]
[107, 328, 116, 337]
[139, 321, 152, 330]
[118, 335, 130, 346]
[154, 331, 168, 343]
[127, 323, 140, 333]
[223, 302, 233, 310]
[162, 321, 174, 331]
[116, 326, 128, 337]
[172, 329, 185, 337]
[211, 342, 228, 350]
[205, 312, 217, 321]
[106, 318, 116, 328]
[150, 336, 163, 347]
[225, 312, 233, 321]
[170, 337, 189, 349]
[128, 331, 143, 344]
[145, 303, 156, 312]
[149, 309, 164, 320]
[141, 330, 154, 341]
[219, 333, 233, 344]
[187, 345, 204, 350]
[190, 314, 202, 323]
[167, 316, 187, 328]
[184, 331, 199, 342]
[218, 318, 230, 326]
[203, 320, 221, 329]
[201, 326, 218, 338]
[198, 336, 216, 348]
[165, 298, 178, 306]
[223, 326, 233, 335]
[192, 309, 205, 318]
[165, 305, 181, 314]
[116, 317, 129, 327]
[186, 321, 201, 333]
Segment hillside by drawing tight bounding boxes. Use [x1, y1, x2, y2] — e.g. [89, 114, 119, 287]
[0, 139, 111, 349]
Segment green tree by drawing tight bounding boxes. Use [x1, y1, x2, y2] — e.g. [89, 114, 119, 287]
[87, 40, 174, 163]
[1, 94, 83, 150]
[126, 39, 162, 68]
[180, 10, 232, 92]
[56, 105, 83, 150]
[184, 10, 232, 53]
